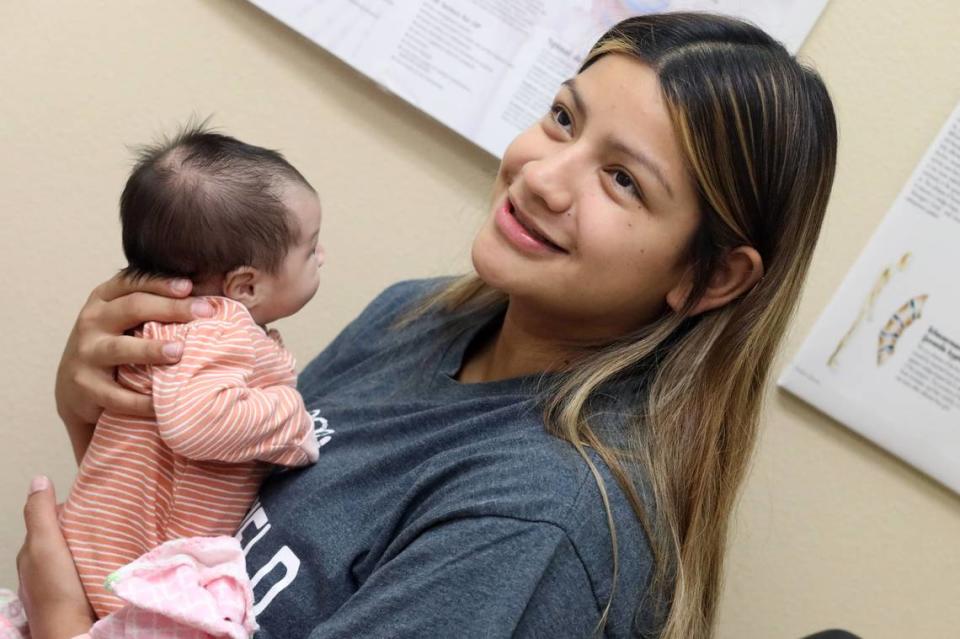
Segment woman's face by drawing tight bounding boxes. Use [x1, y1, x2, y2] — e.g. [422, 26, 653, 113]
[472, 54, 702, 340]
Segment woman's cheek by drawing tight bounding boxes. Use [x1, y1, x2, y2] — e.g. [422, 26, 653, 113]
[499, 127, 548, 181]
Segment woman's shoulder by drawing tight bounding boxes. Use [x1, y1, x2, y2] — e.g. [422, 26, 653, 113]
[355, 277, 455, 327]
[299, 277, 456, 382]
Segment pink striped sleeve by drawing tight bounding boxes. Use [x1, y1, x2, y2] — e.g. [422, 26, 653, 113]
[151, 320, 317, 466]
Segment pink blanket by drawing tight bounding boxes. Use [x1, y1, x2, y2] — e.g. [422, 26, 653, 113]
[86, 536, 257, 639]
[0, 589, 28, 639]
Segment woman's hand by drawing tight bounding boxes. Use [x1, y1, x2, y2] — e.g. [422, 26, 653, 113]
[17, 476, 94, 639]
[55, 274, 215, 461]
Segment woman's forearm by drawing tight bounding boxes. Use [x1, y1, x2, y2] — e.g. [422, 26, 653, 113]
[60, 410, 95, 465]
[29, 611, 92, 639]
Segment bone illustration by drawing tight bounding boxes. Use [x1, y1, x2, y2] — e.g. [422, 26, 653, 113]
[877, 294, 929, 365]
[827, 251, 912, 368]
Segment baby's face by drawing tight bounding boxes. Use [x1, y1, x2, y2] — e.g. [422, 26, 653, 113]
[257, 183, 324, 324]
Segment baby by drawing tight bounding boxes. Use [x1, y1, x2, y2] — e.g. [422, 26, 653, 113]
[59, 125, 325, 621]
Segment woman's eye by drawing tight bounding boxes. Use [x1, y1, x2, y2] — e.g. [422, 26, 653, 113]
[609, 169, 644, 201]
[550, 104, 573, 132]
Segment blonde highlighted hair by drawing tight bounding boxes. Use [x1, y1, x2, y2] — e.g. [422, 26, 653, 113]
[410, 13, 837, 639]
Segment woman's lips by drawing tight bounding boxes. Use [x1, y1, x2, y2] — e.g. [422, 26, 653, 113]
[494, 198, 567, 255]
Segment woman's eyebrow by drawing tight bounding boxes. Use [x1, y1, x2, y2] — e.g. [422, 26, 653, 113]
[562, 77, 674, 198]
[609, 139, 674, 198]
[560, 78, 588, 116]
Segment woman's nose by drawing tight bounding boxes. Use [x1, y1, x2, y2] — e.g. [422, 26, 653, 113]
[521, 153, 576, 213]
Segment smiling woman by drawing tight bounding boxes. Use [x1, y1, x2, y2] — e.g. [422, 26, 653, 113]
[473, 55, 709, 339]
[21, 11, 836, 639]
[423, 12, 837, 639]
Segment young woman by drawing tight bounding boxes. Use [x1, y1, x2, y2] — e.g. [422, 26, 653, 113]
[19, 12, 837, 639]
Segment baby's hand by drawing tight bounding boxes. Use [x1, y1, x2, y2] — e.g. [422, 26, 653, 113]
[267, 328, 285, 348]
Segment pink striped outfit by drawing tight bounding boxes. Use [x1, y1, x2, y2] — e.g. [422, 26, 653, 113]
[61, 296, 318, 620]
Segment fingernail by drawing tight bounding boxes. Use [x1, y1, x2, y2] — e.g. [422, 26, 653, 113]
[171, 279, 191, 293]
[29, 475, 49, 495]
[191, 300, 215, 317]
[162, 342, 183, 359]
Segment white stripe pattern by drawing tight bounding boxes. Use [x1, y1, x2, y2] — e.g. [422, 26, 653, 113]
[61, 296, 319, 618]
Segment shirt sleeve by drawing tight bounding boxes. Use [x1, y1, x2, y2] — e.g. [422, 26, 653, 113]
[264, 516, 602, 639]
[151, 320, 318, 466]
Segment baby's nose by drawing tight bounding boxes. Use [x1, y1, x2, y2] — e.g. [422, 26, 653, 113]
[316, 245, 326, 267]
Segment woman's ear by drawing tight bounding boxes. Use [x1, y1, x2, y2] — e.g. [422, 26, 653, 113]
[666, 246, 764, 317]
[223, 266, 267, 310]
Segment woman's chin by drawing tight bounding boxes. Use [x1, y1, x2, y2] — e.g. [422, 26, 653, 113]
[470, 228, 514, 292]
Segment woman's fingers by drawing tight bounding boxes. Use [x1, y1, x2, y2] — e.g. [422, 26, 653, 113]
[93, 292, 214, 334]
[94, 273, 192, 302]
[22, 476, 58, 541]
[18, 476, 97, 637]
[67, 366, 154, 418]
[86, 335, 183, 367]
[55, 274, 214, 432]
[92, 378, 155, 417]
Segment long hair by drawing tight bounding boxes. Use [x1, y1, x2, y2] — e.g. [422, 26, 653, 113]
[410, 13, 837, 638]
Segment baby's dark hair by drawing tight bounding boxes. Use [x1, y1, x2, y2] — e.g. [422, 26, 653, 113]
[119, 123, 315, 281]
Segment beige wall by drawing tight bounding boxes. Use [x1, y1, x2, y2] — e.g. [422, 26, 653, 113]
[2, 1, 958, 637]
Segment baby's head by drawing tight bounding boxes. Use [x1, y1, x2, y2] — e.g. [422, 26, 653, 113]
[120, 124, 324, 325]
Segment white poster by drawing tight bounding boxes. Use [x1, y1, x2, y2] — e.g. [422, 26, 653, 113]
[779, 103, 960, 494]
[249, 0, 829, 157]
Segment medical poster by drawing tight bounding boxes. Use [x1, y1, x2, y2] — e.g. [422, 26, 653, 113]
[779, 102, 960, 494]
[248, 0, 829, 157]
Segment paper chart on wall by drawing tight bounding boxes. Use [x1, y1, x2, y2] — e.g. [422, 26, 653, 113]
[248, 0, 829, 157]
[779, 102, 960, 494]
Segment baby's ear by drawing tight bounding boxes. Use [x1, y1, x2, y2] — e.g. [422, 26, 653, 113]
[223, 266, 265, 308]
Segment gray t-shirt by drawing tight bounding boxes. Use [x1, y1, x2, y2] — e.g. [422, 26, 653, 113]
[241, 279, 657, 638]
